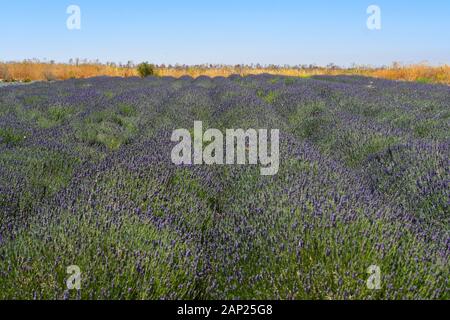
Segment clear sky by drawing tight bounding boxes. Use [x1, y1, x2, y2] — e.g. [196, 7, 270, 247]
[1, 0, 449, 66]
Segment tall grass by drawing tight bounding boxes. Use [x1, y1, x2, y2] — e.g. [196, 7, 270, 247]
[0, 62, 137, 81]
[1, 61, 449, 84]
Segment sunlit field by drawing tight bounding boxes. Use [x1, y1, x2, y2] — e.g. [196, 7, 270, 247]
[1, 62, 450, 85]
[0, 75, 448, 299]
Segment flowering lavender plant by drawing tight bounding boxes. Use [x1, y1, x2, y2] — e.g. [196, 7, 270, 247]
[0, 75, 448, 299]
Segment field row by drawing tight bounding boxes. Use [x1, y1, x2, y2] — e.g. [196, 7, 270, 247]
[0, 75, 448, 299]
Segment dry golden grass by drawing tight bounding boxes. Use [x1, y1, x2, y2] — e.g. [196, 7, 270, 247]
[369, 65, 450, 84]
[1, 62, 449, 84]
[0, 62, 137, 81]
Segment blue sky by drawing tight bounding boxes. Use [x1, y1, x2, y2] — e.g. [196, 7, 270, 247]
[1, 0, 449, 66]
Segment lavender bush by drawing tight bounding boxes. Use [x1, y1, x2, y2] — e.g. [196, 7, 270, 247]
[0, 75, 448, 299]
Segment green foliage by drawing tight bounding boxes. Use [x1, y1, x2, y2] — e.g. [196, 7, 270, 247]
[0, 128, 25, 146]
[104, 91, 115, 99]
[137, 62, 156, 78]
[0, 211, 196, 299]
[23, 95, 45, 105]
[0, 148, 78, 212]
[416, 77, 432, 84]
[413, 119, 438, 138]
[345, 135, 401, 167]
[257, 90, 279, 104]
[76, 109, 138, 150]
[284, 77, 296, 85]
[289, 101, 332, 141]
[269, 77, 280, 84]
[118, 104, 136, 117]
[366, 145, 448, 226]
[17, 105, 75, 128]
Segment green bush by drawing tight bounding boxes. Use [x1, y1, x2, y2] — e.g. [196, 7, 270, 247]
[0, 128, 25, 146]
[137, 62, 156, 78]
[76, 110, 138, 150]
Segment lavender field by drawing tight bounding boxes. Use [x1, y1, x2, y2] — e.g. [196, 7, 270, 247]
[0, 75, 448, 299]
